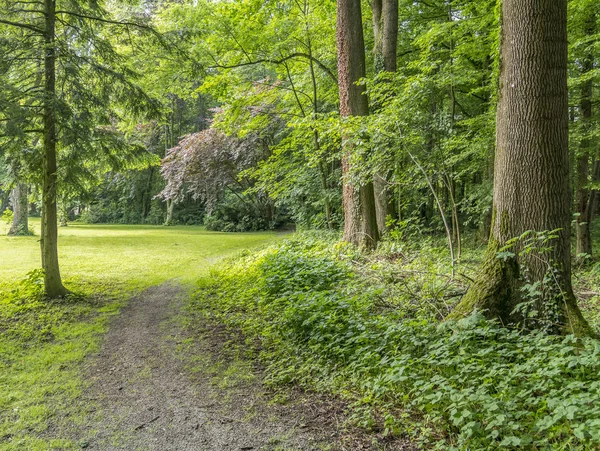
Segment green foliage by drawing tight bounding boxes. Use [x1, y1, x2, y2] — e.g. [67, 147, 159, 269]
[192, 234, 600, 449]
[204, 198, 283, 232]
[1, 208, 12, 226]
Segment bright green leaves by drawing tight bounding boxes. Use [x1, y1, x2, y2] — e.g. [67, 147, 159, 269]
[192, 234, 600, 449]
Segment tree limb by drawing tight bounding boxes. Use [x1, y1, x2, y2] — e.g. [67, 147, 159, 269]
[0, 18, 43, 34]
[210, 52, 338, 84]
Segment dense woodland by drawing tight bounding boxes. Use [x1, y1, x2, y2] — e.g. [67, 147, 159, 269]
[2, 0, 600, 449]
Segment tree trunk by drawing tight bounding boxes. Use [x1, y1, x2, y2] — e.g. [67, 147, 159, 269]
[372, 0, 398, 235]
[0, 189, 10, 214]
[382, 0, 398, 73]
[574, 16, 595, 262]
[8, 182, 29, 236]
[41, 0, 67, 297]
[590, 159, 600, 219]
[338, 0, 379, 249]
[372, 0, 383, 70]
[165, 199, 174, 225]
[450, 0, 591, 335]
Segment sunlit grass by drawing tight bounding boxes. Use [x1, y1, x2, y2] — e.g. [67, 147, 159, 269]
[0, 219, 280, 450]
[1, 218, 278, 290]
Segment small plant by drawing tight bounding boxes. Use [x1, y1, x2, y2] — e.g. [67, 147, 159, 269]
[2, 208, 13, 225]
[497, 229, 568, 332]
[7, 268, 45, 306]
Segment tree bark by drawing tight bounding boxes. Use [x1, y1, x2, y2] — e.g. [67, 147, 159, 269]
[450, 0, 591, 335]
[372, 0, 398, 234]
[372, 0, 383, 71]
[338, 0, 379, 248]
[382, 0, 398, 73]
[8, 182, 29, 236]
[165, 199, 174, 225]
[41, 0, 67, 297]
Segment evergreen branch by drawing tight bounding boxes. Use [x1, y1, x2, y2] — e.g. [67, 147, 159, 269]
[55, 10, 203, 72]
[55, 10, 155, 31]
[0, 18, 43, 34]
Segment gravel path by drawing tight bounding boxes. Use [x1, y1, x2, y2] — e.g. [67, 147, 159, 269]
[69, 282, 337, 451]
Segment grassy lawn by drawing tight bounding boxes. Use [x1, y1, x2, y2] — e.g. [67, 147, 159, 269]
[0, 219, 279, 450]
[1, 218, 279, 288]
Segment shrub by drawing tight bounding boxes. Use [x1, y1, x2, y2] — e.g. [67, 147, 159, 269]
[192, 235, 600, 450]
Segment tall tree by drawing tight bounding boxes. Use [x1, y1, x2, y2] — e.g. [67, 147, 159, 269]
[40, 0, 66, 296]
[337, 0, 379, 248]
[0, 1, 159, 296]
[451, 0, 591, 334]
[571, 4, 599, 262]
[372, 0, 398, 234]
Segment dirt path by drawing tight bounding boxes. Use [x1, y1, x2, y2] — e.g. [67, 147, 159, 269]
[67, 283, 340, 451]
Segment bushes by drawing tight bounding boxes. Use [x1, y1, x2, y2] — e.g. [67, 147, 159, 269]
[192, 235, 600, 450]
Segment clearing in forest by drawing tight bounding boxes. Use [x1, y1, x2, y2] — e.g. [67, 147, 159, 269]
[0, 223, 287, 450]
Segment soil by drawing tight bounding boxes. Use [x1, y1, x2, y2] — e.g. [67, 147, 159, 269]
[63, 282, 418, 451]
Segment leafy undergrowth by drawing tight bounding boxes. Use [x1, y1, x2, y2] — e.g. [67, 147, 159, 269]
[573, 223, 600, 333]
[191, 233, 600, 450]
[0, 271, 124, 450]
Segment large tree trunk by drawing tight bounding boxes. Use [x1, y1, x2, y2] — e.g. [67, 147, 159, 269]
[41, 0, 67, 297]
[337, 0, 379, 248]
[8, 182, 29, 236]
[372, 0, 398, 235]
[450, 0, 591, 335]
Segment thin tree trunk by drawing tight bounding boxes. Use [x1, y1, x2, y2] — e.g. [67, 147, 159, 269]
[306, 32, 334, 230]
[382, 0, 398, 73]
[142, 167, 155, 221]
[575, 15, 595, 262]
[338, 0, 379, 248]
[450, 0, 591, 335]
[41, 0, 67, 297]
[8, 182, 29, 236]
[445, 175, 461, 264]
[0, 189, 9, 214]
[371, 0, 383, 70]
[590, 159, 600, 219]
[165, 199, 174, 225]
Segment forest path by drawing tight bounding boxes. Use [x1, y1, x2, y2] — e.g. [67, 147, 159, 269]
[67, 282, 338, 451]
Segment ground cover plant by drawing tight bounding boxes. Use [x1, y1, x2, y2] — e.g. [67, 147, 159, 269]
[191, 231, 600, 450]
[0, 221, 277, 450]
[2, 0, 600, 449]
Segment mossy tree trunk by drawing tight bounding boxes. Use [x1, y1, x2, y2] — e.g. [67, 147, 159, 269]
[8, 182, 29, 236]
[41, 0, 67, 298]
[450, 0, 591, 335]
[337, 0, 379, 249]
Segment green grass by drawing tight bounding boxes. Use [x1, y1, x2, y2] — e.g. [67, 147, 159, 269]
[0, 219, 279, 450]
[1, 218, 278, 289]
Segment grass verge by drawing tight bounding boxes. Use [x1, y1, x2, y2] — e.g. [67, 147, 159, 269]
[0, 221, 278, 450]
